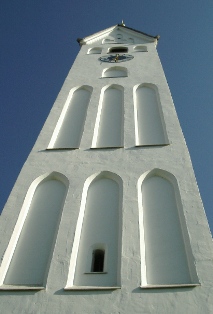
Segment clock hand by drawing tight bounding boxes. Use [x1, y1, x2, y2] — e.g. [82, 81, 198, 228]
[114, 54, 119, 62]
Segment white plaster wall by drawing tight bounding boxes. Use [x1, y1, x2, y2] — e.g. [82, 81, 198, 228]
[0, 26, 213, 313]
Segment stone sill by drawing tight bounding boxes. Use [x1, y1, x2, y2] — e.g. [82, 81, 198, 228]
[135, 143, 170, 147]
[140, 283, 200, 289]
[84, 272, 107, 274]
[90, 146, 124, 149]
[0, 285, 45, 291]
[64, 286, 121, 291]
[101, 76, 128, 79]
[46, 148, 78, 150]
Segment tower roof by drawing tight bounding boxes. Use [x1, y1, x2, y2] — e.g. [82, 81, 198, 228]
[77, 23, 160, 45]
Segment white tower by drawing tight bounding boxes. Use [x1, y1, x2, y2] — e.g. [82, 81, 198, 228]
[0, 23, 213, 313]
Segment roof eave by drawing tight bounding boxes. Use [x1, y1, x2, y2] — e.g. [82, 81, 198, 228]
[117, 24, 160, 41]
[77, 25, 118, 46]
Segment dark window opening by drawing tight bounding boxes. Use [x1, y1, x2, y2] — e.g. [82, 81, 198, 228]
[109, 47, 128, 53]
[91, 249, 105, 272]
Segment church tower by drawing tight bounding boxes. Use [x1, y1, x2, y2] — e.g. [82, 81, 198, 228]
[0, 23, 213, 313]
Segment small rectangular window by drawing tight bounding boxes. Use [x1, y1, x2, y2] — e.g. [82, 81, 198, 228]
[91, 249, 105, 272]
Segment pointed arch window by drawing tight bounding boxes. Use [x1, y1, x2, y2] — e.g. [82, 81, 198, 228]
[48, 86, 92, 149]
[102, 66, 127, 78]
[134, 84, 168, 146]
[65, 171, 122, 290]
[138, 169, 199, 288]
[92, 85, 124, 148]
[0, 172, 68, 288]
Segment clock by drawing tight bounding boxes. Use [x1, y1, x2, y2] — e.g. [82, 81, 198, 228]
[99, 54, 134, 63]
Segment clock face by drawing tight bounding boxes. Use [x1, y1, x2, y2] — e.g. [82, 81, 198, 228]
[99, 54, 134, 63]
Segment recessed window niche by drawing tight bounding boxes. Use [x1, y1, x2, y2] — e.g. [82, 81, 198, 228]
[92, 85, 124, 148]
[138, 169, 199, 288]
[0, 172, 68, 288]
[133, 84, 168, 146]
[88, 47, 102, 54]
[102, 66, 127, 78]
[102, 38, 114, 44]
[48, 85, 92, 149]
[133, 45, 147, 52]
[65, 171, 122, 290]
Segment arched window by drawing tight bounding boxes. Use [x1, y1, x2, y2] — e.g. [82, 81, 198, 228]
[133, 45, 147, 52]
[138, 169, 199, 287]
[109, 47, 128, 53]
[102, 38, 114, 44]
[102, 66, 127, 78]
[65, 171, 122, 289]
[88, 47, 102, 54]
[92, 85, 124, 148]
[134, 84, 168, 146]
[1, 172, 68, 287]
[48, 86, 92, 149]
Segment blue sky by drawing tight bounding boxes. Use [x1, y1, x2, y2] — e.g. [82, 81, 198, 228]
[1, 0, 213, 233]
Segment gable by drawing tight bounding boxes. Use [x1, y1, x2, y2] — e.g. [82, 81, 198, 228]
[78, 25, 158, 46]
